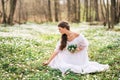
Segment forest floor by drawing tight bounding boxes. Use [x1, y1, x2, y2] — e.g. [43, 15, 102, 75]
[0, 23, 120, 80]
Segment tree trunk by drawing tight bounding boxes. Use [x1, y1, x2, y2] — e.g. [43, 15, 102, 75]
[103, 0, 107, 26]
[111, 0, 116, 29]
[85, 0, 88, 22]
[89, 0, 92, 22]
[116, 0, 120, 23]
[48, 0, 52, 21]
[54, 0, 59, 22]
[107, 0, 110, 29]
[77, 0, 80, 22]
[0, 11, 2, 23]
[19, 0, 21, 24]
[94, 0, 99, 21]
[8, 0, 17, 25]
[72, 0, 77, 22]
[1, 0, 7, 24]
[100, 0, 106, 26]
[67, 0, 71, 21]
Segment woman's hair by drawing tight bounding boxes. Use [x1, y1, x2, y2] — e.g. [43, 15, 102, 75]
[58, 21, 70, 50]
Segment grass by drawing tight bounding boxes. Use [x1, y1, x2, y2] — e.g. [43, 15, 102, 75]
[0, 23, 120, 80]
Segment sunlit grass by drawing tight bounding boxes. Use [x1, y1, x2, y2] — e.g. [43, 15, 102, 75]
[0, 23, 120, 80]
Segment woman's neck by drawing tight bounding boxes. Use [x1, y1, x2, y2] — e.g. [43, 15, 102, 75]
[65, 30, 72, 36]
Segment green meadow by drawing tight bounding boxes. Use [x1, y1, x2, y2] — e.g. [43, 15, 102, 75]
[0, 23, 120, 80]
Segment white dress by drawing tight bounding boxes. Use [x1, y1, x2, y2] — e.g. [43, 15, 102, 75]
[48, 34, 109, 74]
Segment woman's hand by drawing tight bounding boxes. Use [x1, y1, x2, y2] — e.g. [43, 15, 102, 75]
[43, 61, 49, 66]
[43, 51, 58, 66]
[76, 46, 84, 52]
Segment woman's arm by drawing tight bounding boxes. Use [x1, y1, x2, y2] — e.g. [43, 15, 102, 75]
[43, 40, 61, 65]
[43, 51, 59, 65]
[76, 35, 89, 52]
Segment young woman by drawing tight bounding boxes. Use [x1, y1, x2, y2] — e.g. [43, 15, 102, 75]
[43, 21, 109, 75]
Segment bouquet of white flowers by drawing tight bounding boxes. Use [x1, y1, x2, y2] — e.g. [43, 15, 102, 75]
[67, 44, 77, 53]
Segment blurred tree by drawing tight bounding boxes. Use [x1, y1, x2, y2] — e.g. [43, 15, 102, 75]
[0, 11, 2, 23]
[7, 0, 17, 25]
[77, 0, 80, 22]
[84, 0, 88, 22]
[111, 0, 116, 29]
[1, 0, 7, 24]
[94, 0, 99, 21]
[100, 0, 106, 26]
[67, 0, 80, 22]
[103, 0, 107, 26]
[73, 0, 77, 22]
[114, 0, 120, 24]
[54, 0, 59, 22]
[67, 0, 71, 21]
[116, 0, 120, 23]
[48, 0, 52, 21]
[106, 0, 110, 29]
[18, 0, 21, 24]
[0, 0, 119, 26]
